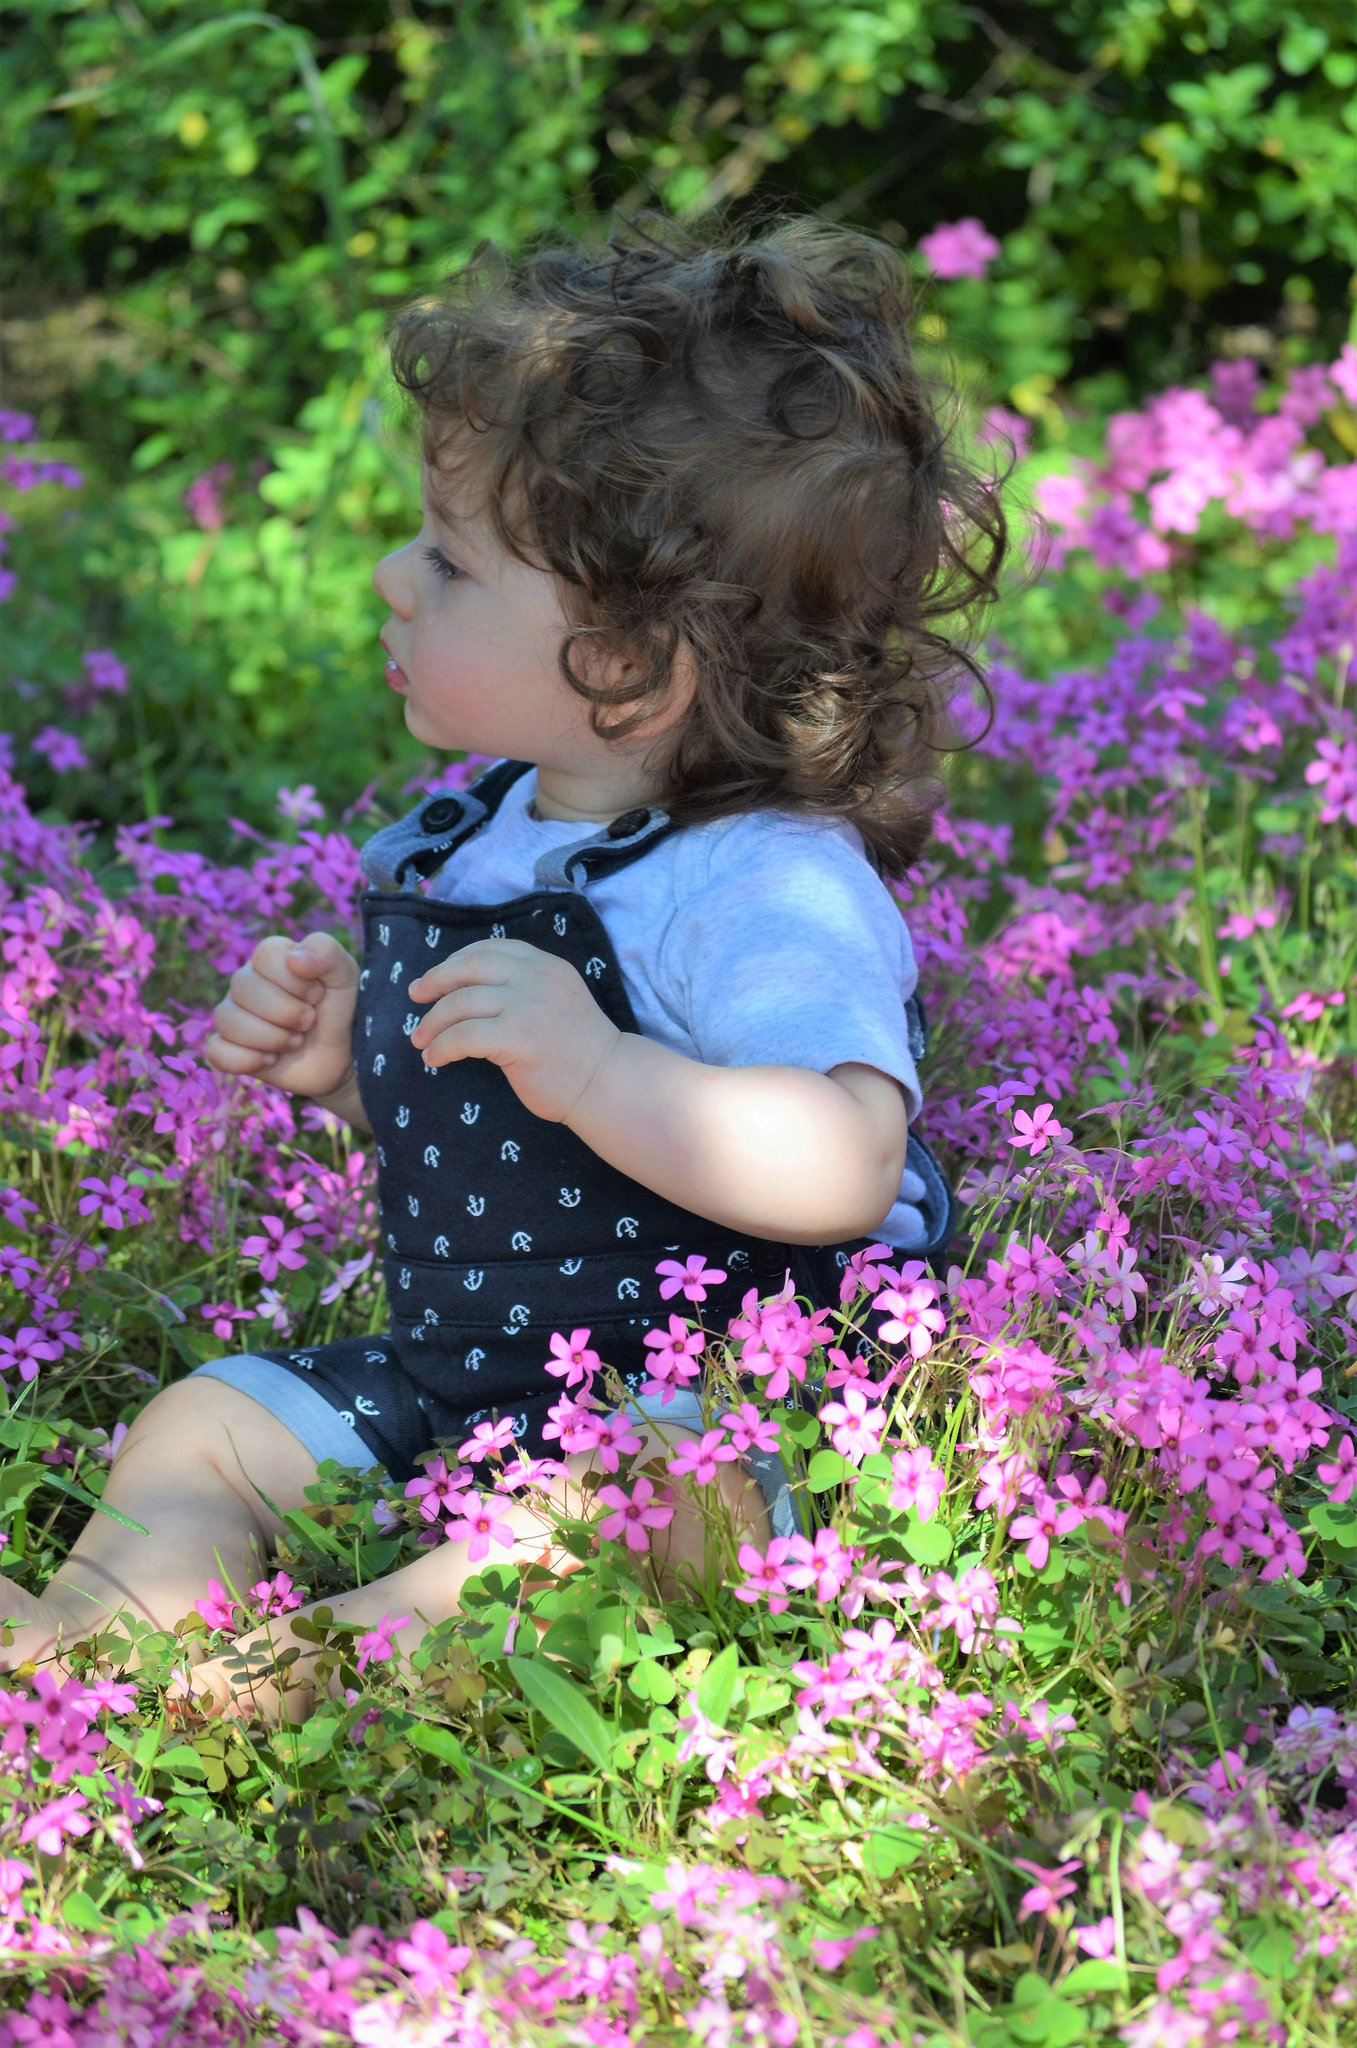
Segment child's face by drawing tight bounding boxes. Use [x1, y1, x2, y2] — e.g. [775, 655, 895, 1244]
[373, 466, 628, 777]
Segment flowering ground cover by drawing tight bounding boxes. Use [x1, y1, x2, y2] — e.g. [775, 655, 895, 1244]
[1, 351, 1357, 2043]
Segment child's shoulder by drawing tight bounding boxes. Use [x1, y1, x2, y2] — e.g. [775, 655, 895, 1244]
[669, 803, 883, 896]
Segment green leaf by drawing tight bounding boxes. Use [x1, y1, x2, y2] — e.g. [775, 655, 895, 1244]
[1060, 1959, 1126, 1995]
[1021, 1620, 1070, 1662]
[782, 1410, 821, 1448]
[902, 1514, 953, 1566]
[508, 1656, 615, 1774]
[0, 1463, 50, 1516]
[696, 1642, 739, 1727]
[60, 1891, 108, 1932]
[408, 1721, 473, 1777]
[1244, 1921, 1299, 1980]
[627, 1658, 677, 1705]
[862, 1826, 922, 1878]
[1309, 1502, 1357, 1548]
[154, 1744, 209, 1780]
[806, 1449, 850, 1492]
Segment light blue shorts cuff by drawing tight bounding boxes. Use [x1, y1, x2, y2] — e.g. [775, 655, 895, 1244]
[191, 1355, 381, 1473]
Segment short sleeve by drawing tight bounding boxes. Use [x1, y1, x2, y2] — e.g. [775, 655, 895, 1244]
[661, 815, 923, 1116]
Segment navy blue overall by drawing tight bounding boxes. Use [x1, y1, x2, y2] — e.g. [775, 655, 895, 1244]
[255, 759, 955, 1483]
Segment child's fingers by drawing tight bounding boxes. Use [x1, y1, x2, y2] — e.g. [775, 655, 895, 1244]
[416, 1016, 504, 1068]
[203, 1029, 281, 1076]
[408, 936, 525, 1001]
[253, 931, 357, 996]
[218, 974, 315, 1040]
[410, 986, 504, 1058]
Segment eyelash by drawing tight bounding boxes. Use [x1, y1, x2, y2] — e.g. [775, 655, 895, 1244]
[423, 545, 462, 582]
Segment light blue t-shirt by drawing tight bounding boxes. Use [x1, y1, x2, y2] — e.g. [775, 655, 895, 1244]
[425, 766, 929, 1248]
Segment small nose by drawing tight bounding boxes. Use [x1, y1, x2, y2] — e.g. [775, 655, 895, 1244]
[373, 538, 416, 613]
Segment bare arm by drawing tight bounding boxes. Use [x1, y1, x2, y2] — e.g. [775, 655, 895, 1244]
[408, 939, 909, 1246]
[565, 1041, 907, 1243]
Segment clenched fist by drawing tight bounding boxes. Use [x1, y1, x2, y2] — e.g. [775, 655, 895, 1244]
[205, 932, 361, 1111]
[408, 938, 621, 1124]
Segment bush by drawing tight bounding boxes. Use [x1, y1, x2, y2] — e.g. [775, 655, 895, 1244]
[5, 0, 1357, 843]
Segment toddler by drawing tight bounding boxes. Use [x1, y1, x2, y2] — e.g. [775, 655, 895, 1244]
[4, 218, 1003, 1712]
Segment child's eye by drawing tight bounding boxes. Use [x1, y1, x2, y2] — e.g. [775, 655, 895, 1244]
[422, 545, 462, 582]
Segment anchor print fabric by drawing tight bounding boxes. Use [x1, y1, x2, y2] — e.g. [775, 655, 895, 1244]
[253, 760, 949, 1481]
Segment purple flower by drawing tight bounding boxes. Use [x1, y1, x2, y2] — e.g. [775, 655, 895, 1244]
[31, 727, 89, 774]
[240, 1214, 311, 1281]
[83, 648, 128, 694]
[919, 217, 1001, 280]
[76, 1174, 151, 1230]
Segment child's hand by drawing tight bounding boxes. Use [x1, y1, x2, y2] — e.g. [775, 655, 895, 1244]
[409, 938, 620, 1123]
[205, 932, 360, 1102]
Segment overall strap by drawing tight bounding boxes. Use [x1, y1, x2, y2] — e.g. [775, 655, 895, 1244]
[531, 804, 680, 892]
[359, 759, 534, 891]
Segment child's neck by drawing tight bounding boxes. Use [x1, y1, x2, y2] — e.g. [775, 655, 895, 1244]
[530, 763, 666, 826]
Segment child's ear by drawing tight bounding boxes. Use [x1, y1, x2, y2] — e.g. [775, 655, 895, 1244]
[597, 639, 698, 744]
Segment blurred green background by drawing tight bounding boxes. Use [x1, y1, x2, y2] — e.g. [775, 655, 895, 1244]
[4, 0, 1355, 849]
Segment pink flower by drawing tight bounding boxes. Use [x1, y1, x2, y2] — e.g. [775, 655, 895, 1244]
[1014, 1856, 1082, 1920]
[641, 1316, 706, 1399]
[889, 1445, 945, 1522]
[276, 783, 324, 827]
[597, 1475, 675, 1551]
[200, 1300, 256, 1344]
[444, 1493, 515, 1562]
[590, 1409, 645, 1473]
[239, 1214, 310, 1281]
[873, 1277, 945, 1357]
[458, 1415, 517, 1463]
[353, 1613, 411, 1675]
[1008, 1103, 1069, 1156]
[719, 1402, 781, 1455]
[249, 1572, 302, 1618]
[735, 1537, 795, 1613]
[818, 1385, 886, 1464]
[783, 1529, 858, 1604]
[75, 1175, 151, 1230]
[667, 1430, 739, 1486]
[19, 1792, 91, 1857]
[404, 1454, 471, 1522]
[1074, 1915, 1118, 1958]
[545, 1326, 601, 1387]
[1008, 1488, 1084, 1570]
[919, 217, 1001, 280]
[1318, 1433, 1357, 1504]
[194, 1578, 242, 1633]
[655, 1254, 727, 1302]
[811, 1927, 879, 1970]
[390, 1919, 472, 1999]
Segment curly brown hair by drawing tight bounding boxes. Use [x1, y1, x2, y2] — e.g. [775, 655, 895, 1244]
[389, 214, 1007, 877]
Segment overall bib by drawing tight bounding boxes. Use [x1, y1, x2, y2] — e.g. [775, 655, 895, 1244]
[253, 759, 956, 1484]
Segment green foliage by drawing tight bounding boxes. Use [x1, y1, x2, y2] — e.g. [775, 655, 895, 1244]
[4, 0, 1357, 848]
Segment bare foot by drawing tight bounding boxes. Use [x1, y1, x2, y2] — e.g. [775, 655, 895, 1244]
[167, 1621, 327, 1726]
[0, 1579, 72, 1672]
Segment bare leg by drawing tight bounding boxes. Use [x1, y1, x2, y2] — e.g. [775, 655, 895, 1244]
[0, 1379, 320, 1669]
[183, 1427, 769, 1722]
